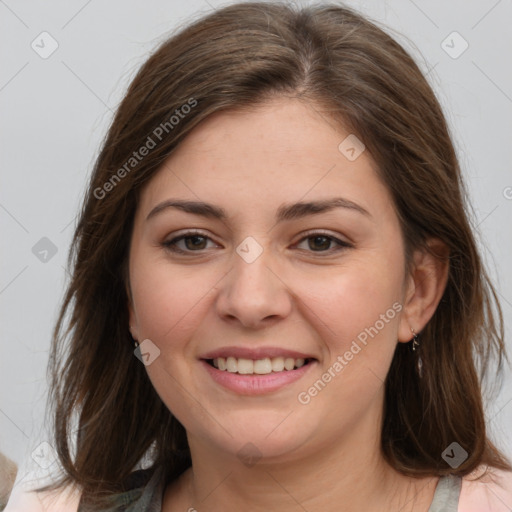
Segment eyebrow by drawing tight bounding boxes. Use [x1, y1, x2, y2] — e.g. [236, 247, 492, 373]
[146, 197, 371, 222]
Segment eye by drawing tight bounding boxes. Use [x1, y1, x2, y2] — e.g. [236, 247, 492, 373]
[162, 230, 352, 256]
[295, 231, 352, 253]
[162, 231, 219, 254]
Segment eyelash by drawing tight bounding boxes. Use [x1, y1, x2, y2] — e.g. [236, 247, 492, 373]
[162, 230, 353, 255]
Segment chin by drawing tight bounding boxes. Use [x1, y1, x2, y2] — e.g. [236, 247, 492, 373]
[196, 411, 318, 464]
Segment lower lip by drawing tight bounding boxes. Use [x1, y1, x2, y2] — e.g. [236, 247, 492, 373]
[201, 360, 316, 395]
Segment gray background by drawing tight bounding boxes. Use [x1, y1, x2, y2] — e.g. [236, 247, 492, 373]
[1, 0, 511, 486]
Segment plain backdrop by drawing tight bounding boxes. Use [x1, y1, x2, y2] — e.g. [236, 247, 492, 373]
[1, 0, 511, 489]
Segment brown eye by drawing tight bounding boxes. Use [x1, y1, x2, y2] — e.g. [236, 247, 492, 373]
[163, 231, 217, 254]
[308, 235, 332, 251]
[183, 235, 208, 250]
[295, 232, 352, 254]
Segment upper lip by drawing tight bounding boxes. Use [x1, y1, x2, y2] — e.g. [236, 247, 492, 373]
[200, 347, 316, 360]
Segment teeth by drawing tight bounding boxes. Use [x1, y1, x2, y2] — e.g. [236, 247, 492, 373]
[237, 358, 254, 374]
[226, 357, 237, 373]
[254, 358, 272, 374]
[284, 357, 295, 371]
[211, 356, 309, 374]
[271, 357, 284, 372]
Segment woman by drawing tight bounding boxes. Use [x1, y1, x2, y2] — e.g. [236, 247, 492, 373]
[11, 1, 512, 510]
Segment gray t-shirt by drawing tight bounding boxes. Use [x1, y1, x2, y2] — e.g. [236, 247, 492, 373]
[428, 475, 462, 512]
[78, 467, 462, 511]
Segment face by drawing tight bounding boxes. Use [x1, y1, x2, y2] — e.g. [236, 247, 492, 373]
[128, 97, 411, 463]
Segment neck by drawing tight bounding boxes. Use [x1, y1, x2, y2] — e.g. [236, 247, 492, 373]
[164, 397, 439, 511]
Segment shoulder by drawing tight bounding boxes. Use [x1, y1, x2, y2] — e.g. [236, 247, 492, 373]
[458, 465, 512, 511]
[4, 467, 158, 512]
[4, 481, 81, 512]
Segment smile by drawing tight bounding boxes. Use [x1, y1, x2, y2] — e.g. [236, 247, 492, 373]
[207, 356, 310, 375]
[201, 357, 317, 395]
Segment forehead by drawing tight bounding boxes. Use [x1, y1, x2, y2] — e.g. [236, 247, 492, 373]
[136, 97, 392, 222]
[169, 97, 352, 163]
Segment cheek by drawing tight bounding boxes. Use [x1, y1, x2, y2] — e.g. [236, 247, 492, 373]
[295, 262, 403, 423]
[130, 253, 213, 345]
[300, 256, 404, 349]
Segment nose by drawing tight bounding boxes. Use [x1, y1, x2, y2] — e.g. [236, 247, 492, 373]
[215, 244, 293, 329]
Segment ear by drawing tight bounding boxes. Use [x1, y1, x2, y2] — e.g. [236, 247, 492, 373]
[398, 238, 450, 342]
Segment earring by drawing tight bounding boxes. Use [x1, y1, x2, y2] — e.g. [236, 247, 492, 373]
[410, 328, 423, 377]
[130, 325, 139, 348]
[411, 328, 419, 351]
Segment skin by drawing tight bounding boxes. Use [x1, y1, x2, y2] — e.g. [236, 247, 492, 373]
[128, 96, 449, 511]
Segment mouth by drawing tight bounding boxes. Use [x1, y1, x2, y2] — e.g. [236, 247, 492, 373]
[200, 354, 318, 395]
[204, 356, 316, 375]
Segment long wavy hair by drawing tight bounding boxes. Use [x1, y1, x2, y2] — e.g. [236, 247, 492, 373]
[39, 1, 511, 508]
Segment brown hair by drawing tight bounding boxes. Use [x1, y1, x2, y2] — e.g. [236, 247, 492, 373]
[40, 0, 511, 507]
